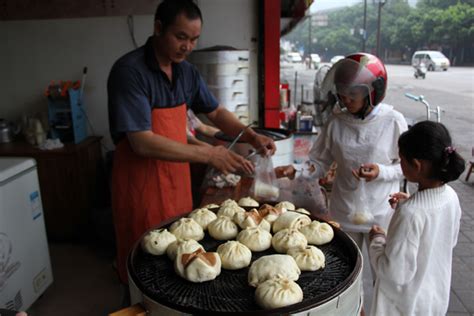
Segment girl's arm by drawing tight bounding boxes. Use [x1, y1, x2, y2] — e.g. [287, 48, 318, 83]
[369, 210, 419, 286]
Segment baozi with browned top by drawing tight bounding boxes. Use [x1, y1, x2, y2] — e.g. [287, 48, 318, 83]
[175, 249, 221, 283]
[166, 238, 204, 261]
[234, 209, 271, 232]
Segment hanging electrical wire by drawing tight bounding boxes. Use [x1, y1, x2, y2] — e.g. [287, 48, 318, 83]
[127, 15, 139, 49]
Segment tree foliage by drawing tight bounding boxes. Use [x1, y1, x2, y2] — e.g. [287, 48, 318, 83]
[282, 0, 474, 63]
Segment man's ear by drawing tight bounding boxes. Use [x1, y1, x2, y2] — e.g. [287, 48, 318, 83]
[154, 20, 163, 36]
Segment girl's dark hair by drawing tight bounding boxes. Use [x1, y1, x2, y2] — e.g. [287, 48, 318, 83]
[398, 121, 465, 183]
[155, 0, 202, 31]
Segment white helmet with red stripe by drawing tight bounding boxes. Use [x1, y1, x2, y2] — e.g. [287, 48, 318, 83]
[321, 53, 388, 119]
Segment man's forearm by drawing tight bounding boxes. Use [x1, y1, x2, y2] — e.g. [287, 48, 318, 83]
[207, 105, 258, 142]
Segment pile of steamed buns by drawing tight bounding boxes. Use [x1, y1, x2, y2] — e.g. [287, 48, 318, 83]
[141, 197, 335, 310]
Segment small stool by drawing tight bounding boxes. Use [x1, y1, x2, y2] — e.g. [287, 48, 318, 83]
[109, 304, 146, 316]
[466, 160, 474, 182]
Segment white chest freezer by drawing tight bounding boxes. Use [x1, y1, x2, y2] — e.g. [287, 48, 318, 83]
[0, 157, 53, 311]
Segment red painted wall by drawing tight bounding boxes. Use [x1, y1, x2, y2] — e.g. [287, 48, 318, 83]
[263, 0, 280, 128]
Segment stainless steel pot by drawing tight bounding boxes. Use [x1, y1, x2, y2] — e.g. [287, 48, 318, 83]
[0, 119, 20, 143]
[214, 128, 294, 167]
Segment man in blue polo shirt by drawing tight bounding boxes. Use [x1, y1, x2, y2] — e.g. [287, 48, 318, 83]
[107, 0, 275, 284]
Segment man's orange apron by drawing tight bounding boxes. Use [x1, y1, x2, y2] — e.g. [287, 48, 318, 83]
[111, 104, 192, 284]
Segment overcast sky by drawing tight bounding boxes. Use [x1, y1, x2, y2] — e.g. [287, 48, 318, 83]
[310, 0, 417, 12]
[310, 0, 361, 12]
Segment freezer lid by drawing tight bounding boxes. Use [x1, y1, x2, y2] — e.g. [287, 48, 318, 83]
[0, 157, 37, 182]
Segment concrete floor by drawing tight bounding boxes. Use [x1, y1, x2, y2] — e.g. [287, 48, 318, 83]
[25, 241, 122, 316]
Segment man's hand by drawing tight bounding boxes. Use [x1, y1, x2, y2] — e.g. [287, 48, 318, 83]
[208, 146, 254, 175]
[274, 165, 296, 179]
[352, 163, 379, 181]
[388, 192, 410, 209]
[249, 133, 276, 156]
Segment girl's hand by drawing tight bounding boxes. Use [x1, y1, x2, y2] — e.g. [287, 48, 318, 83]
[274, 165, 296, 179]
[369, 225, 386, 241]
[352, 163, 379, 182]
[388, 192, 410, 209]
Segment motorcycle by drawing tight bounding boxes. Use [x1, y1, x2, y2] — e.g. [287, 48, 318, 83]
[414, 62, 427, 79]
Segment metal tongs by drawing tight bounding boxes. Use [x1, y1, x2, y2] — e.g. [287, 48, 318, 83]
[226, 123, 254, 151]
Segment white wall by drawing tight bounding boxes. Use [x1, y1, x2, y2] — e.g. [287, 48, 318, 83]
[0, 0, 258, 151]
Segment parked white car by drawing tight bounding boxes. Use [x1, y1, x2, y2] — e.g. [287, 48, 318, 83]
[310, 53, 321, 69]
[411, 50, 450, 71]
[285, 52, 303, 63]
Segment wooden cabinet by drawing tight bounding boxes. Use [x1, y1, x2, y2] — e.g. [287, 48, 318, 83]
[0, 137, 107, 241]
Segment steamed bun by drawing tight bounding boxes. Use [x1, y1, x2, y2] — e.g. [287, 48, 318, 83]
[141, 228, 177, 255]
[238, 196, 259, 207]
[273, 211, 311, 233]
[287, 245, 325, 271]
[275, 201, 296, 212]
[175, 249, 221, 283]
[233, 209, 271, 232]
[271, 228, 308, 253]
[166, 238, 204, 261]
[258, 204, 284, 223]
[217, 241, 252, 270]
[255, 276, 303, 309]
[237, 227, 272, 252]
[248, 254, 300, 287]
[202, 203, 219, 209]
[208, 216, 239, 240]
[299, 220, 334, 245]
[188, 208, 217, 230]
[217, 200, 245, 218]
[169, 218, 204, 241]
[294, 208, 311, 215]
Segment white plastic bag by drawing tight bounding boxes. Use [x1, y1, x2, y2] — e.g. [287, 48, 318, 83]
[250, 156, 279, 201]
[277, 176, 328, 216]
[348, 179, 374, 225]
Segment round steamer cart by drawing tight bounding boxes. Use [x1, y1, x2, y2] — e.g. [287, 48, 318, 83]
[127, 210, 363, 316]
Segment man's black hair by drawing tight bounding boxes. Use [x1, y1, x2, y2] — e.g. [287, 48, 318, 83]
[154, 0, 202, 31]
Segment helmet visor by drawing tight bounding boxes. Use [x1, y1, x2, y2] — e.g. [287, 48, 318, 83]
[335, 84, 370, 101]
[321, 58, 376, 104]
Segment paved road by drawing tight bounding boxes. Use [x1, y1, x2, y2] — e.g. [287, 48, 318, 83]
[281, 63, 474, 315]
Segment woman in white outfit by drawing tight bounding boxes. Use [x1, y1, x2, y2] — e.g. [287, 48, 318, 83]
[276, 53, 408, 248]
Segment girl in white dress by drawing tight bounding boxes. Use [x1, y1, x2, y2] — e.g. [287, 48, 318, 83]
[369, 121, 465, 316]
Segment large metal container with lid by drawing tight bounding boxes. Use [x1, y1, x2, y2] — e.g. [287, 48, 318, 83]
[127, 211, 363, 315]
[214, 128, 294, 168]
